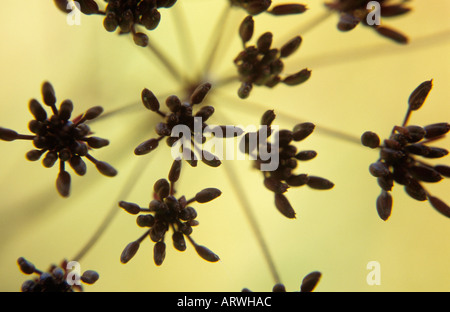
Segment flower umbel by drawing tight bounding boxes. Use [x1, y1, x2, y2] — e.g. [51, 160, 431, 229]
[119, 159, 221, 266]
[362, 80, 450, 220]
[0, 81, 117, 197]
[17, 257, 99, 292]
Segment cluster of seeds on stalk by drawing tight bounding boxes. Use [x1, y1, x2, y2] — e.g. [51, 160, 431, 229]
[361, 80, 450, 220]
[0, 82, 117, 197]
[53, 0, 177, 47]
[241, 110, 334, 218]
[324, 0, 410, 43]
[235, 15, 310, 99]
[242, 271, 322, 292]
[230, 1, 307, 16]
[135, 82, 243, 167]
[119, 159, 222, 266]
[17, 257, 99, 292]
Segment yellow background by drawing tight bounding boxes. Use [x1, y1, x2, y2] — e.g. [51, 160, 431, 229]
[0, 0, 449, 292]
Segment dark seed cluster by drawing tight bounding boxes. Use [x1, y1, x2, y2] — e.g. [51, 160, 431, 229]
[242, 271, 321, 292]
[325, 0, 410, 43]
[54, 0, 176, 47]
[0, 81, 117, 197]
[119, 159, 222, 266]
[235, 15, 310, 99]
[362, 80, 450, 220]
[230, 0, 307, 16]
[135, 82, 242, 167]
[17, 257, 99, 292]
[242, 110, 334, 218]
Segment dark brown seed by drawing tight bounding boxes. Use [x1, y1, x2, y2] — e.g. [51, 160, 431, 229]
[239, 15, 254, 44]
[84, 106, 103, 120]
[142, 88, 160, 111]
[120, 241, 140, 264]
[300, 271, 322, 292]
[0, 127, 19, 141]
[280, 36, 302, 58]
[103, 12, 118, 31]
[119, 201, 141, 215]
[380, 4, 411, 17]
[153, 241, 166, 266]
[264, 177, 289, 194]
[154, 178, 170, 199]
[272, 283, 286, 292]
[195, 188, 222, 203]
[256, 32, 273, 53]
[409, 165, 442, 183]
[274, 193, 296, 219]
[238, 82, 253, 99]
[405, 125, 425, 143]
[376, 190, 392, 221]
[141, 8, 161, 30]
[95, 161, 118, 177]
[405, 143, 430, 156]
[282, 68, 311, 86]
[77, 0, 99, 15]
[194, 244, 220, 262]
[172, 231, 187, 251]
[134, 138, 159, 155]
[168, 159, 182, 183]
[29, 99, 47, 122]
[190, 82, 212, 105]
[423, 122, 450, 139]
[377, 175, 394, 191]
[58, 99, 73, 121]
[423, 147, 448, 159]
[54, 0, 70, 13]
[69, 155, 87, 176]
[269, 4, 307, 15]
[286, 173, 309, 187]
[337, 13, 359, 31]
[201, 150, 222, 167]
[86, 137, 109, 149]
[41, 81, 57, 107]
[137, 214, 155, 228]
[380, 148, 404, 163]
[292, 122, 315, 141]
[155, 122, 171, 137]
[374, 26, 408, 44]
[295, 150, 317, 161]
[361, 131, 380, 148]
[428, 195, 450, 218]
[133, 32, 149, 47]
[434, 165, 450, 178]
[195, 106, 215, 122]
[17, 257, 36, 275]
[56, 170, 71, 197]
[408, 80, 433, 111]
[80, 270, 99, 284]
[306, 176, 334, 190]
[369, 161, 390, 177]
[26, 149, 44, 161]
[165, 95, 181, 112]
[405, 179, 427, 201]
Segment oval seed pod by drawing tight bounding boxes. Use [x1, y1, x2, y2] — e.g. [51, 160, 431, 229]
[153, 241, 166, 266]
[83, 106, 103, 121]
[201, 150, 221, 167]
[375, 26, 408, 44]
[133, 32, 149, 47]
[119, 201, 141, 215]
[56, 170, 71, 197]
[376, 190, 392, 221]
[408, 79, 433, 111]
[0, 127, 19, 141]
[300, 271, 322, 292]
[141, 88, 160, 111]
[434, 165, 450, 177]
[120, 241, 140, 264]
[168, 159, 182, 183]
[306, 176, 334, 190]
[26, 149, 45, 161]
[190, 82, 212, 105]
[80, 270, 99, 285]
[54, 0, 71, 13]
[136, 214, 155, 227]
[141, 8, 161, 30]
[423, 122, 450, 139]
[238, 82, 253, 99]
[69, 155, 87, 176]
[274, 193, 296, 219]
[195, 188, 222, 203]
[95, 161, 118, 177]
[172, 231, 187, 251]
[154, 178, 170, 199]
[239, 15, 254, 45]
[29, 99, 47, 122]
[361, 131, 380, 148]
[292, 122, 315, 141]
[404, 179, 427, 201]
[17, 257, 36, 275]
[295, 150, 317, 161]
[256, 32, 273, 53]
[261, 109, 276, 127]
[41, 81, 57, 107]
[269, 4, 307, 15]
[409, 165, 442, 183]
[272, 283, 286, 292]
[264, 177, 289, 194]
[103, 12, 118, 32]
[280, 36, 302, 58]
[283, 68, 311, 86]
[86, 136, 110, 149]
[369, 161, 390, 177]
[428, 195, 450, 218]
[286, 173, 309, 187]
[58, 99, 73, 121]
[134, 138, 159, 155]
[194, 244, 220, 262]
[77, 0, 99, 15]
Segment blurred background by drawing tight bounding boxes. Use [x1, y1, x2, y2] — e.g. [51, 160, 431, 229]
[0, 0, 449, 292]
